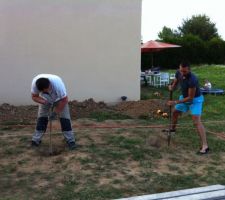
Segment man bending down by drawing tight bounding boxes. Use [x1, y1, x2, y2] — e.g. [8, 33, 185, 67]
[31, 74, 76, 150]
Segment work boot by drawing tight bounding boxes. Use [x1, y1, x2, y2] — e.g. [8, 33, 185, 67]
[31, 140, 41, 147]
[67, 141, 76, 150]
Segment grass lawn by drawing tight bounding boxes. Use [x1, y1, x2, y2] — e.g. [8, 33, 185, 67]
[0, 65, 225, 200]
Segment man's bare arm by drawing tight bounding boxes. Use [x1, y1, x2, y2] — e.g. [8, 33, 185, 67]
[31, 94, 47, 104]
[55, 96, 68, 113]
[168, 87, 196, 106]
[177, 87, 196, 104]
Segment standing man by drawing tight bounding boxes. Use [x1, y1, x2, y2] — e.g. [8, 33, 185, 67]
[31, 74, 76, 150]
[167, 62, 209, 154]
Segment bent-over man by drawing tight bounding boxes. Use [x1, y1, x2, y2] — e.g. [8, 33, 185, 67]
[31, 74, 76, 150]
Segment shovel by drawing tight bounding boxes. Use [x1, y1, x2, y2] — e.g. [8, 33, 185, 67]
[49, 105, 54, 155]
[167, 90, 173, 146]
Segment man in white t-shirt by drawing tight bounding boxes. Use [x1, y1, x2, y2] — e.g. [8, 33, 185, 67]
[31, 74, 76, 150]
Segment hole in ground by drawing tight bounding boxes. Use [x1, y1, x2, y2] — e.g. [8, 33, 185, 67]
[37, 146, 64, 157]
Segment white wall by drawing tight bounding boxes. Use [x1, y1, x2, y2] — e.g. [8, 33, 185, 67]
[0, 0, 141, 105]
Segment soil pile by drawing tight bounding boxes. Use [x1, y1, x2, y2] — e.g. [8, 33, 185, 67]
[114, 99, 168, 118]
[0, 98, 168, 123]
[69, 98, 108, 118]
[0, 103, 37, 122]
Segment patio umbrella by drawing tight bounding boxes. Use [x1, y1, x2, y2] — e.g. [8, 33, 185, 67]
[141, 40, 181, 67]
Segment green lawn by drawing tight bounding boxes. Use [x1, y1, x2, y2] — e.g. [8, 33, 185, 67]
[0, 65, 225, 200]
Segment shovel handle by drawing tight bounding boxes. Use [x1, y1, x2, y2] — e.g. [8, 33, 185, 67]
[169, 90, 173, 119]
[168, 89, 173, 146]
[49, 105, 54, 155]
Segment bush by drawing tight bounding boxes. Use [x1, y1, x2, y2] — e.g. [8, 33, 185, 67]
[206, 38, 225, 64]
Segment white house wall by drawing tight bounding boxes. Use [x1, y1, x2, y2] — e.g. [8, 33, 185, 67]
[0, 0, 141, 105]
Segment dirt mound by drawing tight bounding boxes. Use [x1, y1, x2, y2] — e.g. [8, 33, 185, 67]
[69, 98, 108, 118]
[114, 99, 168, 118]
[0, 98, 169, 123]
[0, 103, 37, 122]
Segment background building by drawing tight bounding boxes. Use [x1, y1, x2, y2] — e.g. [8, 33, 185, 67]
[0, 0, 141, 105]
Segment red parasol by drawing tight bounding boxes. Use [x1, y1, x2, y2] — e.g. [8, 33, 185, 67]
[141, 40, 181, 67]
[141, 40, 181, 53]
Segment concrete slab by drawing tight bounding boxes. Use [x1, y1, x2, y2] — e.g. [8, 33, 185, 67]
[115, 185, 225, 200]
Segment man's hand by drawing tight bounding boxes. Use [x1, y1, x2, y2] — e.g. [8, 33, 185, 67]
[167, 100, 177, 106]
[168, 78, 178, 91]
[168, 85, 173, 91]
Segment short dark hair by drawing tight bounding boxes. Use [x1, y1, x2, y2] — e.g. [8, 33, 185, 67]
[180, 61, 190, 68]
[36, 78, 50, 91]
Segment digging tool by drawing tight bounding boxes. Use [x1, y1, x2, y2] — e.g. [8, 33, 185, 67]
[48, 105, 54, 155]
[48, 102, 59, 156]
[167, 89, 173, 146]
[162, 86, 173, 146]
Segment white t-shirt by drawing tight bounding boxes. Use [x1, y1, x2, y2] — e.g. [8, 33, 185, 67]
[31, 74, 67, 102]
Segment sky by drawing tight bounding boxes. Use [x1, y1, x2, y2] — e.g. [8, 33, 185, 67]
[141, 0, 225, 42]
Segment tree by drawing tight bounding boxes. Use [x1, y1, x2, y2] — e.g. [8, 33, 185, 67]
[206, 37, 225, 64]
[178, 14, 219, 41]
[180, 34, 206, 64]
[158, 26, 180, 40]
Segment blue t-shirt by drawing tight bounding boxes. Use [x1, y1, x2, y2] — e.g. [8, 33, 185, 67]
[175, 70, 201, 98]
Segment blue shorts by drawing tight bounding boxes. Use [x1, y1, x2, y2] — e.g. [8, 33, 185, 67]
[175, 95, 204, 116]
